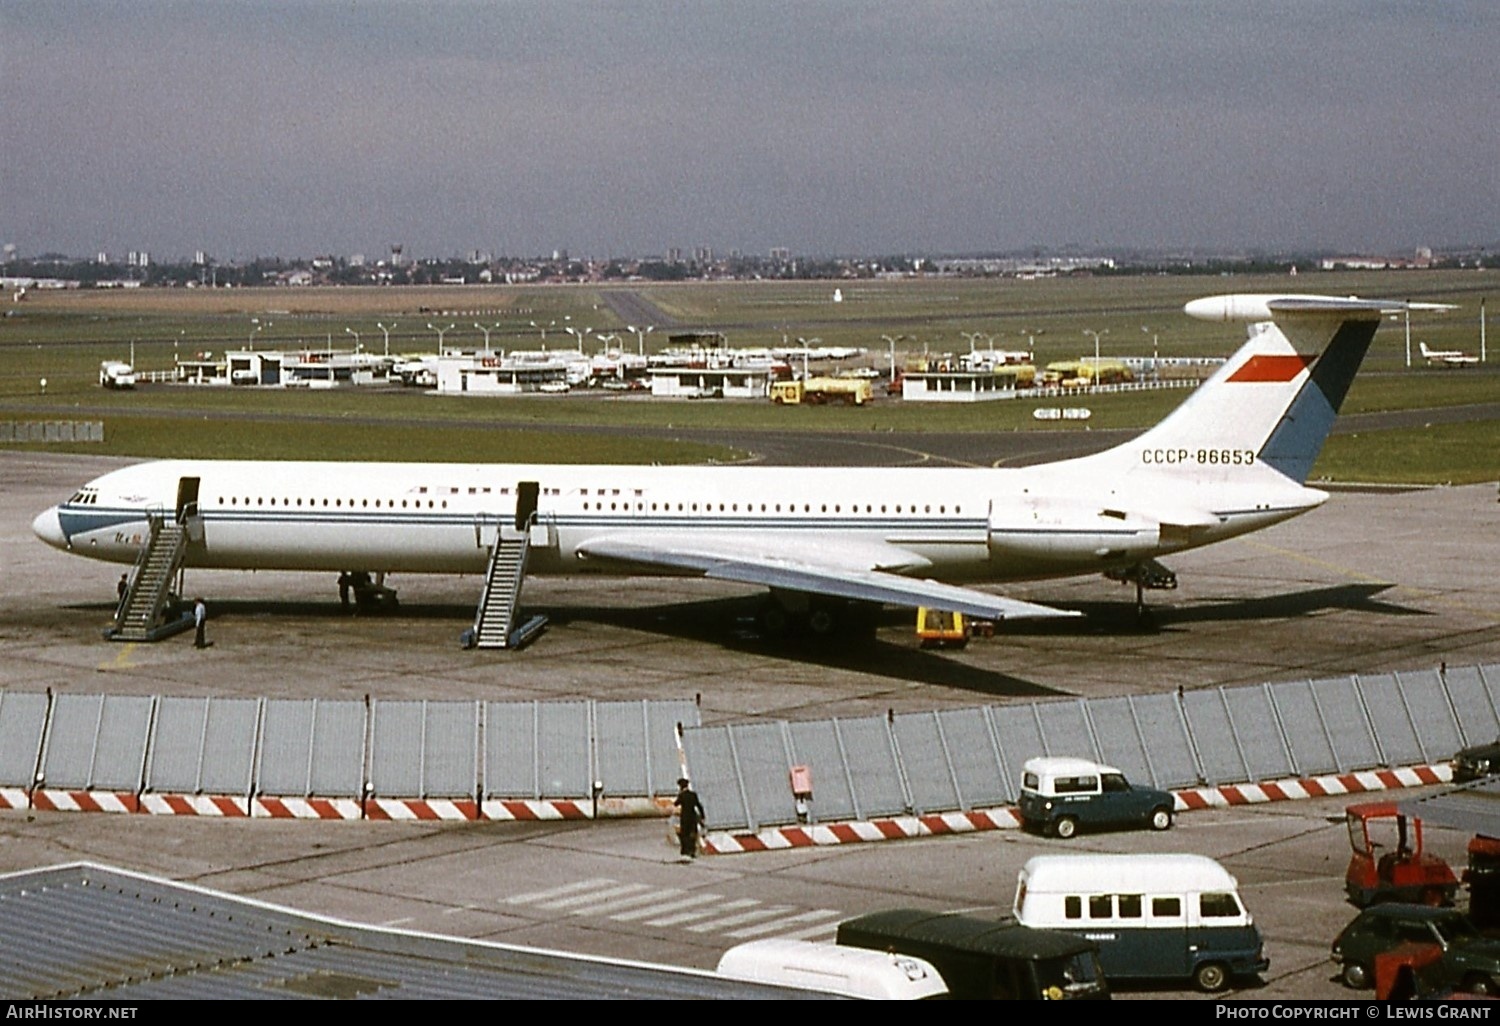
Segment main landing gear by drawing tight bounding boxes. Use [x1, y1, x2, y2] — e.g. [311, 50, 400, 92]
[1104, 559, 1177, 628]
[336, 571, 399, 614]
[756, 591, 879, 642]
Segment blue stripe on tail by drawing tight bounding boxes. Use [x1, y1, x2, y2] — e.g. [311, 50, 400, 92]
[1258, 319, 1378, 483]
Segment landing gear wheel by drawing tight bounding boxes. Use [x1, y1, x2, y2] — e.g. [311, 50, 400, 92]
[758, 603, 791, 638]
[806, 607, 837, 636]
[1054, 816, 1078, 840]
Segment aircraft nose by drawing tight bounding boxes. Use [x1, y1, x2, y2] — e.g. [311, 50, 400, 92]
[31, 507, 68, 550]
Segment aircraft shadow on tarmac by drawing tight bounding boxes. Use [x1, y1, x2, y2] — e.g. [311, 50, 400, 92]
[58, 583, 1421, 700]
[1001, 581, 1426, 637]
[539, 595, 1072, 700]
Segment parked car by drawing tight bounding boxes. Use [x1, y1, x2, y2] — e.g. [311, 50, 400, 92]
[1331, 903, 1500, 994]
[1017, 757, 1176, 840]
[1453, 738, 1500, 783]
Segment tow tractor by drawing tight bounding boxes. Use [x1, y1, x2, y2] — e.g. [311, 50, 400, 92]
[915, 608, 994, 649]
[1344, 801, 1460, 908]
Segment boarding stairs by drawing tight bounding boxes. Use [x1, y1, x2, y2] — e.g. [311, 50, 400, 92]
[109, 513, 192, 642]
[471, 522, 547, 650]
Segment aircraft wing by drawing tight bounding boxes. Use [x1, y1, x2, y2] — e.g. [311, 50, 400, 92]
[575, 531, 1079, 621]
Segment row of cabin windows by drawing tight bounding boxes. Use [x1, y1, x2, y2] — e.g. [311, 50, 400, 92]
[1062, 893, 1242, 921]
[220, 496, 450, 509]
[580, 501, 962, 515]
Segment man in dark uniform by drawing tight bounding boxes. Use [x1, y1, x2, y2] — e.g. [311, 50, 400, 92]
[673, 777, 706, 861]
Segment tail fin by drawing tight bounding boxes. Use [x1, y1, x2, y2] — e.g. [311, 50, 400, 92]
[1087, 295, 1450, 485]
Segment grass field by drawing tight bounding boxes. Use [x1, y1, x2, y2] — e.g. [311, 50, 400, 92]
[2, 273, 1495, 482]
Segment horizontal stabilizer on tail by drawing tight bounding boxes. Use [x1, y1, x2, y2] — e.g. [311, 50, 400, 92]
[1185, 294, 1457, 322]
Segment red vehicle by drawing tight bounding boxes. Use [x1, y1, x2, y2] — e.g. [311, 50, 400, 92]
[1345, 802, 1460, 908]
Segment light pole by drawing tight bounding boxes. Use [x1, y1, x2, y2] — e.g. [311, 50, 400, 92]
[1021, 327, 1043, 362]
[564, 326, 591, 352]
[626, 324, 655, 356]
[1142, 325, 1159, 374]
[249, 318, 263, 352]
[881, 334, 906, 382]
[1404, 306, 1412, 368]
[428, 322, 455, 352]
[345, 327, 360, 352]
[530, 320, 555, 344]
[796, 337, 821, 379]
[376, 321, 395, 358]
[1083, 329, 1108, 386]
[474, 322, 501, 352]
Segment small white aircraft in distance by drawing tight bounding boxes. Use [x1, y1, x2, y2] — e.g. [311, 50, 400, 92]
[1419, 341, 1480, 367]
[32, 293, 1452, 640]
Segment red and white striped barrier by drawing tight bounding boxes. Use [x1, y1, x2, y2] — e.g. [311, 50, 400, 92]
[481, 799, 592, 821]
[30, 790, 139, 814]
[367, 798, 480, 821]
[139, 794, 251, 817]
[703, 763, 1455, 856]
[252, 796, 364, 819]
[0, 787, 28, 811]
[1174, 764, 1451, 810]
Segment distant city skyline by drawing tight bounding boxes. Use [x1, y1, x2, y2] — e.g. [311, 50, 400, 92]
[3, 2, 1497, 261]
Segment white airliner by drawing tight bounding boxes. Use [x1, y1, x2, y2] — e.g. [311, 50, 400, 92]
[31, 294, 1449, 636]
[1419, 341, 1480, 367]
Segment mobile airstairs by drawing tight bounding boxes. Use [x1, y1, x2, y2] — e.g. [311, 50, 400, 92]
[107, 511, 195, 642]
[469, 483, 548, 650]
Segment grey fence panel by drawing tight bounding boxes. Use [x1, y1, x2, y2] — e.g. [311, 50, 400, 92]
[369, 700, 478, 800]
[839, 716, 908, 820]
[1446, 665, 1500, 748]
[42, 694, 153, 791]
[893, 712, 959, 816]
[594, 701, 648, 798]
[595, 700, 698, 799]
[199, 698, 261, 796]
[0, 691, 49, 787]
[484, 702, 539, 799]
[1308, 676, 1380, 772]
[421, 700, 479, 798]
[1086, 697, 1152, 784]
[146, 697, 211, 793]
[730, 722, 800, 830]
[1034, 700, 1096, 761]
[1395, 669, 1463, 763]
[1221, 686, 1293, 782]
[785, 719, 854, 823]
[537, 701, 591, 799]
[1268, 681, 1339, 778]
[1356, 673, 1423, 767]
[257, 699, 364, 798]
[306, 700, 367, 798]
[257, 700, 316, 796]
[679, 724, 749, 831]
[1181, 690, 1249, 784]
[935, 707, 1009, 809]
[992, 708, 1047, 796]
[1125, 693, 1200, 790]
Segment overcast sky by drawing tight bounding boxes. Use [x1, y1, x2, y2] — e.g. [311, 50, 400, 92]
[3, 1, 1497, 262]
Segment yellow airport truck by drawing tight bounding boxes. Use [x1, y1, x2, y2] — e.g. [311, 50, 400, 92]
[770, 376, 873, 406]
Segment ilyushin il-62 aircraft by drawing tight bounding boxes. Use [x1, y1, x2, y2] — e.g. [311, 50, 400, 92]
[31, 293, 1450, 645]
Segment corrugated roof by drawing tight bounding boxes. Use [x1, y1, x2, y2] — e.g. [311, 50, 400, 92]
[0, 863, 839, 1000]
